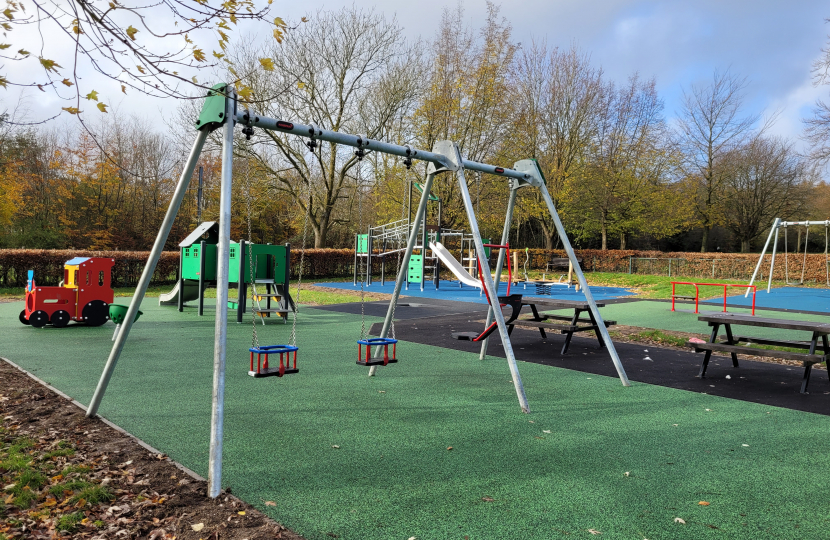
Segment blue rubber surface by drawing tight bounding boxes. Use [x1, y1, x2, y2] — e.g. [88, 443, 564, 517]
[317, 279, 634, 303]
[703, 286, 830, 313]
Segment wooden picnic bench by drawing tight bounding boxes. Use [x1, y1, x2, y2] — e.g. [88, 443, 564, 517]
[545, 257, 583, 272]
[687, 313, 830, 393]
[508, 298, 615, 354]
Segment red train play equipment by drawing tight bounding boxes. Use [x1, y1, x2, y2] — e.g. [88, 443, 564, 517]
[19, 257, 115, 328]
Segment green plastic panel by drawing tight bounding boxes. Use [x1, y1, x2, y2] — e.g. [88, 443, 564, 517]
[228, 243, 288, 284]
[181, 244, 218, 281]
[356, 234, 369, 254]
[195, 83, 229, 132]
[408, 254, 423, 283]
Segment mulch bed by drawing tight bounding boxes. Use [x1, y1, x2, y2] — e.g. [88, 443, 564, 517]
[0, 359, 304, 540]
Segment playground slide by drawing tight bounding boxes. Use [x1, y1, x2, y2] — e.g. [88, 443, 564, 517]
[428, 242, 481, 288]
[159, 279, 203, 306]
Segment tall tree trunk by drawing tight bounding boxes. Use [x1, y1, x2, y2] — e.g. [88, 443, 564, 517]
[741, 239, 750, 253]
[601, 222, 608, 251]
[620, 232, 627, 250]
[700, 226, 710, 253]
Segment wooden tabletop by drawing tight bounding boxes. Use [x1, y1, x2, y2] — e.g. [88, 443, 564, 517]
[521, 298, 605, 309]
[698, 313, 830, 333]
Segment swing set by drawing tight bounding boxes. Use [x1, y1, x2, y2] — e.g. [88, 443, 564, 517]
[747, 217, 830, 294]
[85, 83, 629, 498]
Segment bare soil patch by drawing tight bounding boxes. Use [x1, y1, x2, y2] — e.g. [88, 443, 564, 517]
[0, 359, 304, 540]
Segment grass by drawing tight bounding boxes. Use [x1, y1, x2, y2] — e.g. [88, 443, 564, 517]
[580, 272, 799, 300]
[55, 511, 85, 532]
[611, 329, 690, 347]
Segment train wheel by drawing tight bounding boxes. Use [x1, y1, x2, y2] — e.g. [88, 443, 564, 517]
[29, 310, 49, 328]
[51, 310, 70, 328]
[19, 310, 30, 325]
[81, 300, 109, 327]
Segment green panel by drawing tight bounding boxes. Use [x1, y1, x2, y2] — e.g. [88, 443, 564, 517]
[181, 244, 217, 281]
[195, 83, 229, 132]
[356, 235, 369, 254]
[413, 182, 440, 202]
[481, 239, 490, 258]
[229, 243, 288, 284]
[408, 254, 422, 283]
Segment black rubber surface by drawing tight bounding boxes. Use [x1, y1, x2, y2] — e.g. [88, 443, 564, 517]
[319, 298, 830, 415]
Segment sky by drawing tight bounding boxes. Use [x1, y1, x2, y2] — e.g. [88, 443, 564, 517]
[5, 0, 829, 147]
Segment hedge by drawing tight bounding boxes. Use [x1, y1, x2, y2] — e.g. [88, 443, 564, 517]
[3, 247, 828, 289]
[0, 248, 359, 288]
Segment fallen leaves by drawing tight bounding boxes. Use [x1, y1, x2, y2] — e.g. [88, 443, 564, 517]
[699, 501, 710, 506]
[265, 500, 277, 507]
[588, 528, 602, 535]
[446, 446, 453, 451]
[674, 517, 686, 524]
[192, 522, 205, 531]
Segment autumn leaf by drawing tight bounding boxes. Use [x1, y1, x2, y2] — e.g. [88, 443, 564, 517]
[136, 65, 146, 74]
[297, 81, 305, 89]
[301, 17, 308, 22]
[39, 58, 61, 72]
[192, 523, 205, 532]
[259, 58, 275, 71]
[674, 517, 686, 524]
[264, 501, 277, 506]
[698, 501, 710, 506]
[85, 90, 99, 101]
[126, 25, 138, 40]
[0, 44, 10, 49]
[274, 16, 286, 28]
[238, 511, 246, 515]
[273, 28, 283, 43]
[192, 76, 198, 83]
[237, 85, 253, 101]
[17, 49, 29, 56]
[121, 84, 127, 93]
[61, 107, 81, 115]
[588, 529, 602, 535]
[97, 102, 108, 113]
[193, 48, 206, 62]
[0, 77, 9, 88]
[3, 8, 14, 20]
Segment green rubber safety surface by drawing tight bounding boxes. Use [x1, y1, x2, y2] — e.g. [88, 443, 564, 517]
[2, 299, 830, 539]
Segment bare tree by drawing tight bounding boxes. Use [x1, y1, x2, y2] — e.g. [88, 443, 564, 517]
[722, 135, 808, 252]
[0, 0, 289, 122]
[678, 69, 759, 252]
[234, 7, 420, 247]
[512, 42, 604, 248]
[805, 18, 830, 169]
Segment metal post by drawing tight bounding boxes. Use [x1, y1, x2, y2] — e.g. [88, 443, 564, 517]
[767, 225, 780, 293]
[421, 219, 427, 291]
[177, 246, 185, 312]
[747, 217, 779, 296]
[197, 166, 203, 223]
[237, 240, 246, 323]
[86, 128, 209, 418]
[368, 171, 438, 377]
[198, 240, 206, 316]
[538, 182, 631, 387]
[353, 235, 359, 286]
[450, 144, 529, 413]
[208, 88, 235, 498]
[367, 228, 373, 286]
[479, 185, 518, 360]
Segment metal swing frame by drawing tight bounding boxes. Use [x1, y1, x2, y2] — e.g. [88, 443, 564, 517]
[84, 83, 630, 499]
[747, 218, 830, 295]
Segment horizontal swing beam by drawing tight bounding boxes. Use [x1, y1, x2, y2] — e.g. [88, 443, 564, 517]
[234, 112, 541, 186]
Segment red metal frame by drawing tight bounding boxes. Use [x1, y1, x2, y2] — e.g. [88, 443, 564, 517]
[249, 348, 297, 377]
[357, 339, 396, 365]
[476, 243, 512, 304]
[671, 281, 756, 316]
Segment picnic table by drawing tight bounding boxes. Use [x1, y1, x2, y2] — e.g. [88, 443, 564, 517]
[687, 313, 830, 393]
[508, 298, 615, 354]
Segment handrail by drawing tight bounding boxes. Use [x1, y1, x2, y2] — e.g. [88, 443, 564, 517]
[671, 281, 756, 316]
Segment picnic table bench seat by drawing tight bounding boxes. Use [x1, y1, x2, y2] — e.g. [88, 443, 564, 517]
[688, 313, 830, 394]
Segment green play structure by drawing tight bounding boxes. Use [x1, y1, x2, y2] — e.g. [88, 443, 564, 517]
[159, 222, 295, 322]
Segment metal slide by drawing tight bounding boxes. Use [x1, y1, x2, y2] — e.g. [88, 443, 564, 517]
[428, 241, 480, 288]
[158, 279, 203, 305]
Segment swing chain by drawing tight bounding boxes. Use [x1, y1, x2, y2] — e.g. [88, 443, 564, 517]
[290, 133, 316, 347]
[355, 135, 369, 339]
[244, 160, 260, 349]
